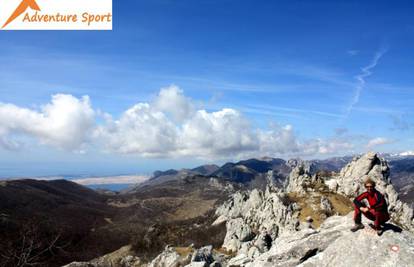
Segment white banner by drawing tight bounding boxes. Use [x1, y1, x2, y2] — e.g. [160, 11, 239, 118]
[0, 0, 112, 30]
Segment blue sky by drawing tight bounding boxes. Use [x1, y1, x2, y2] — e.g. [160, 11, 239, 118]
[0, 0, 414, 177]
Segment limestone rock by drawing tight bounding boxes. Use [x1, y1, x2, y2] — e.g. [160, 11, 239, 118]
[222, 218, 254, 251]
[63, 245, 141, 267]
[285, 160, 318, 194]
[334, 152, 414, 231]
[320, 196, 332, 216]
[336, 152, 389, 197]
[185, 262, 206, 267]
[208, 178, 234, 192]
[246, 212, 414, 267]
[149, 245, 183, 267]
[227, 254, 251, 266]
[215, 186, 299, 254]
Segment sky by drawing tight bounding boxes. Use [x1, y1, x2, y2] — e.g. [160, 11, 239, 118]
[0, 0, 414, 178]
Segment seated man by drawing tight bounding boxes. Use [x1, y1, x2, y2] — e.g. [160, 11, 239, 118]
[350, 178, 390, 236]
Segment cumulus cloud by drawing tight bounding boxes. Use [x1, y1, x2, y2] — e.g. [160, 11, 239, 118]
[366, 137, 393, 148]
[0, 94, 95, 150]
[315, 139, 354, 155]
[1, 86, 362, 158]
[179, 108, 258, 156]
[97, 102, 179, 156]
[257, 124, 300, 155]
[154, 85, 195, 122]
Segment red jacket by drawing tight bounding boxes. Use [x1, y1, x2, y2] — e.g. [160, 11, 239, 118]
[353, 189, 388, 213]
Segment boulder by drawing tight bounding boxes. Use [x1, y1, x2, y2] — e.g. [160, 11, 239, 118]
[320, 196, 332, 216]
[149, 245, 183, 267]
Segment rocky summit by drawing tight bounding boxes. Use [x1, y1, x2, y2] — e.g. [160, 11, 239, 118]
[242, 213, 414, 267]
[63, 152, 414, 267]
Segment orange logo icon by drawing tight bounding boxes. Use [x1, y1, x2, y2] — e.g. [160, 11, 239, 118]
[2, 0, 41, 28]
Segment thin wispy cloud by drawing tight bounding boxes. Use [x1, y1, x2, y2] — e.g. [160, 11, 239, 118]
[345, 47, 388, 117]
[238, 106, 303, 119]
[247, 104, 345, 119]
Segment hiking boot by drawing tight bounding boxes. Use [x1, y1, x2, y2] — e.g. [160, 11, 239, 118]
[350, 223, 364, 232]
[377, 228, 384, 236]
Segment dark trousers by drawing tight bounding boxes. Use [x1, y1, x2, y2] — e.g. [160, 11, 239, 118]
[353, 205, 390, 229]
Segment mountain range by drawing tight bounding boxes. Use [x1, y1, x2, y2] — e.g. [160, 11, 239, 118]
[1, 153, 413, 266]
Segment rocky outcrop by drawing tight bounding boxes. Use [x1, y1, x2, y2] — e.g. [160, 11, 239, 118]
[213, 186, 300, 253]
[147, 245, 231, 267]
[65, 152, 414, 267]
[63, 245, 141, 267]
[245, 213, 414, 267]
[335, 152, 391, 197]
[285, 160, 319, 194]
[149, 245, 189, 267]
[208, 178, 235, 192]
[210, 152, 414, 265]
[146, 152, 413, 267]
[330, 152, 414, 231]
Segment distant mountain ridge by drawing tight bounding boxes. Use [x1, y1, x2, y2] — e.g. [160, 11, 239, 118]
[145, 154, 413, 196]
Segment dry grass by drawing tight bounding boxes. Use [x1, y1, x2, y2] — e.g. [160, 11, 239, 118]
[214, 247, 237, 257]
[174, 247, 194, 257]
[107, 198, 140, 208]
[171, 198, 217, 221]
[325, 193, 353, 215]
[288, 191, 353, 228]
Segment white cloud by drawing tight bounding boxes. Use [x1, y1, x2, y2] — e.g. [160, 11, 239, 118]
[399, 151, 414, 156]
[258, 124, 300, 155]
[346, 48, 387, 117]
[316, 139, 354, 155]
[97, 102, 179, 156]
[179, 108, 258, 157]
[154, 85, 195, 122]
[366, 137, 393, 148]
[0, 86, 366, 158]
[0, 94, 95, 151]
